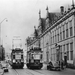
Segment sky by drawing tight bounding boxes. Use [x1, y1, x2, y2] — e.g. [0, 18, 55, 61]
[0, 0, 73, 53]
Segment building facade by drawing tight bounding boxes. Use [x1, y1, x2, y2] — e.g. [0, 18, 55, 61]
[26, 3, 75, 67]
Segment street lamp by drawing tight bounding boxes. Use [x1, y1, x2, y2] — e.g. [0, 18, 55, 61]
[0, 18, 8, 45]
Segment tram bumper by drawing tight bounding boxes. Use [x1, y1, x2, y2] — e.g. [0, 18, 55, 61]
[12, 62, 24, 67]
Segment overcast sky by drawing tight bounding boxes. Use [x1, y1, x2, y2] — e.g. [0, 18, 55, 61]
[0, 0, 73, 53]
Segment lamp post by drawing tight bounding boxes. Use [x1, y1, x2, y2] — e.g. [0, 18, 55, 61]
[55, 43, 61, 70]
[0, 18, 8, 45]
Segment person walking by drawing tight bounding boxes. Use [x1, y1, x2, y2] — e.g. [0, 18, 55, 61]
[61, 59, 64, 69]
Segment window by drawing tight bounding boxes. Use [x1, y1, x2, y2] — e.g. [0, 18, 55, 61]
[66, 22, 68, 38]
[53, 36, 54, 44]
[60, 46, 62, 60]
[51, 37, 52, 44]
[63, 45, 65, 52]
[66, 44, 69, 60]
[63, 25, 65, 31]
[55, 30, 56, 43]
[46, 19, 49, 29]
[52, 32, 54, 44]
[69, 20, 73, 36]
[70, 51, 73, 60]
[60, 32, 62, 40]
[54, 35, 55, 43]
[56, 29, 59, 42]
[70, 42, 73, 60]
[63, 31, 65, 39]
[70, 27, 73, 36]
[55, 35, 56, 43]
[57, 34, 59, 42]
[66, 23, 68, 29]
[74, 26, 75, 35]
[51, 48, 52, 60]
[52, 37, 53, 44]
[58, 28, 60, 42]
[66, 29, 68, 38]
[69, 20, 72, 27]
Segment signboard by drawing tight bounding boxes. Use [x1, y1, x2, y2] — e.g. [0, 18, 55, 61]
[12, 38, 22, 49]
[33, 54, 40, 59]
[15, 54, 21, 59]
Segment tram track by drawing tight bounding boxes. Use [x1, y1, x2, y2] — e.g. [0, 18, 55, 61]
[12, 68, 45, 75]
[24, 69, 36, 75]
[13, 69, 19, 75]
[13, 68, 35, 75]
[34, 70, 44, 74]
[25, 68, 46, 75]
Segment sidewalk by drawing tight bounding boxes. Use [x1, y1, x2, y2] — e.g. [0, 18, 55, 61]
[64, 68, 75, 71]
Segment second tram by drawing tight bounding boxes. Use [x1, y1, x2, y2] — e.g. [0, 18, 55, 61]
[26, 47, 43, 69]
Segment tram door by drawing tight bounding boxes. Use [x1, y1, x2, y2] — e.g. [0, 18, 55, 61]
[64, 52, 67, 66]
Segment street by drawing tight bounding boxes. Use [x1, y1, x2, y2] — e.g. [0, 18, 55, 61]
[4, 64, 75, 75]
[0, 0, 75, 75]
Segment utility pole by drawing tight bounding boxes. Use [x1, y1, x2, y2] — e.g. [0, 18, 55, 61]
[0, 18, 8, 45]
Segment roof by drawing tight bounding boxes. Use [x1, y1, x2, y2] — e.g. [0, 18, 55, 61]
[38, 12, 61, 32]
[48, 12, 61, 24]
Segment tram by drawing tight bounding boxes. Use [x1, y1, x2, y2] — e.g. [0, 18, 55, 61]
[11, 48, 24, 69]
[26, 47, 43, 69]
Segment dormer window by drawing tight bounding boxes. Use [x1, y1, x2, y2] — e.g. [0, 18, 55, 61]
[45, 18, 49, 29]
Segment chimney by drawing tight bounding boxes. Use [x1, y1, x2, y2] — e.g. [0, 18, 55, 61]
[60, 6, 64, 15]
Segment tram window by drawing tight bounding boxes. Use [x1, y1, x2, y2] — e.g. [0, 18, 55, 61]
[32, 54, 34, 59]
[40, 54, 42, 59]
[21, 55, 23, 59]
[13, 55, 15, 59]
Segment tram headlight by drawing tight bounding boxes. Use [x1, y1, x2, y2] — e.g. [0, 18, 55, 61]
[13, 60, 15, 63]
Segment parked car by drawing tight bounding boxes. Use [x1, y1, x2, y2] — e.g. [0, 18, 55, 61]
[47, 60, 65, 71]
[1, 61, 9, 72]
[47, 61, 60, 71]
